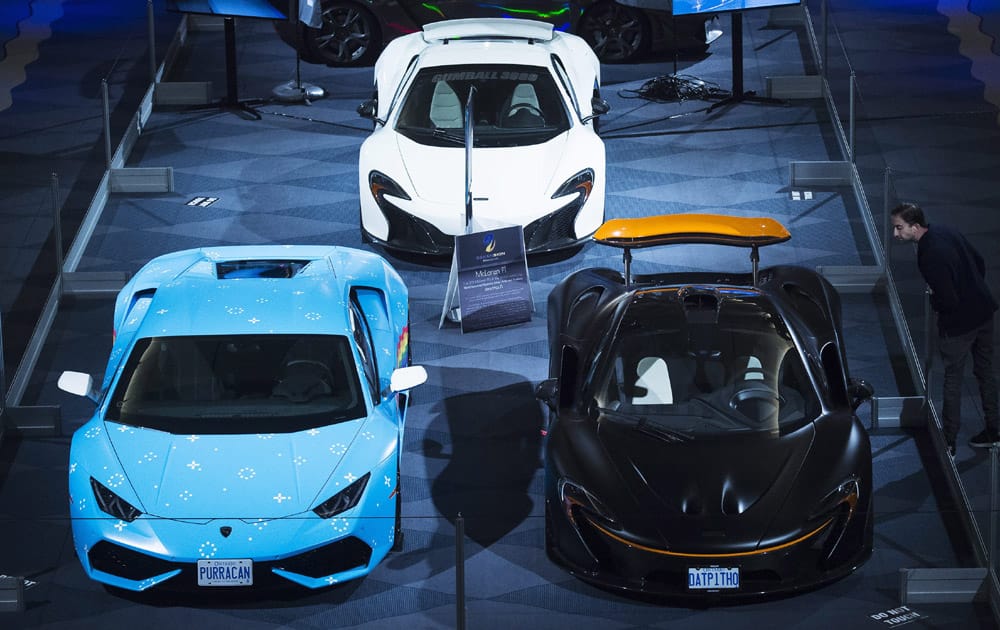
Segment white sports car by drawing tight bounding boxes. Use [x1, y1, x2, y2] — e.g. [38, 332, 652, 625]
[357, 18, 608, 257]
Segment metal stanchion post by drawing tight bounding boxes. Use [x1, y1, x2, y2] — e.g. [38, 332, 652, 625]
[456, 513, 466, 630]
[991, 446, 998, 565]
[147, 0, 156, 84]
[883, 167, 892, 259]
[102, 80, 112, 170]
[821, 0, 828, 78]
[51, 173, 64, 281]
[848, 71, 856, 162]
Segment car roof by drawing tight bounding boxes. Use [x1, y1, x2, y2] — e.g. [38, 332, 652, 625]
[123, 247, 358, 339]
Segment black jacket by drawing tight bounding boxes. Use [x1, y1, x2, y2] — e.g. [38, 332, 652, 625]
[917, 223, 998, 336]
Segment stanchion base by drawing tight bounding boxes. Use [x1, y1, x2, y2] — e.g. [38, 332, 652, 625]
[271, 80, 326, 103]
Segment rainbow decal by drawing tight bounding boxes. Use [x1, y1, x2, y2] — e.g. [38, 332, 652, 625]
[396, 325, 410, 368]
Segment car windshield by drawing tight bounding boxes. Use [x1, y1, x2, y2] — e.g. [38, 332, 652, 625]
[593, 288, 821, 439]
[395, 64, 570, 148]
[105, 334, 366, 434]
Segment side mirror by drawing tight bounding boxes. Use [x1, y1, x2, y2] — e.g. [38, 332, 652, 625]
[581, 97, 610, 125]
[848, 377, 874, 411]
[535, 378, 559, 412]
[390, 365, 427, 394]
[58, 371, 98, 402]
[357, 99, 384, 126]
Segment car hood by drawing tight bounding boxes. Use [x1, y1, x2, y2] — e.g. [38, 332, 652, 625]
[396, 135, 569, 203]
[597, 421, 815, 549]
[106, 420, 364, 519]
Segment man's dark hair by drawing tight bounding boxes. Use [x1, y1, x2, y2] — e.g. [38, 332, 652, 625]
[891, 202, 927, 227]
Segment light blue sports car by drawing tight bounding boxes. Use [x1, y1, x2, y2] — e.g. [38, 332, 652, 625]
[58, 245, 426, 592]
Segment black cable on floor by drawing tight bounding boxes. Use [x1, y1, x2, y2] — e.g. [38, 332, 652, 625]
[618, 74, 730, 104]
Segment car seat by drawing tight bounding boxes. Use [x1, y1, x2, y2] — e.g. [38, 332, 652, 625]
[429, 81, 463, 128]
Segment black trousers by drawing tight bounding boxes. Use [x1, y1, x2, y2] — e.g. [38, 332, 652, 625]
[939, 317, 1000, 443]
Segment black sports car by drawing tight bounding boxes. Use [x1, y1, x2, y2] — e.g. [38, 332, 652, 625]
[277, 0, 722, 66]
[536, 213, 874, 599]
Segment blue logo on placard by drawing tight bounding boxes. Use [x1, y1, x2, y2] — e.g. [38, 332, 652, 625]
[483, 233, 496, 253]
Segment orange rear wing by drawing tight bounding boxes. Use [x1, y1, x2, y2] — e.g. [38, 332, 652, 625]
[594, 213, 790, 249]
[593, 213, 791, 286]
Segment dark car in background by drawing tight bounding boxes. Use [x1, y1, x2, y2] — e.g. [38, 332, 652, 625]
[277, 0, 722, 66]
[536, 213, 874, 599]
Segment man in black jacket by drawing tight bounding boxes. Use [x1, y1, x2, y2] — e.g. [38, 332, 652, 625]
[891, 202, 999, 456]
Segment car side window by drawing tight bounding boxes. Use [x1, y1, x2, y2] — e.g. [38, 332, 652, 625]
[350, 296, 380, 401]
[550, 54, 581, 121]
[386, 55, 420, 119]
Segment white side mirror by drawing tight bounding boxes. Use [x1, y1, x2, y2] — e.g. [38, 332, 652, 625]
[390, 366, 427, 393]
[58, 371, 95, 399]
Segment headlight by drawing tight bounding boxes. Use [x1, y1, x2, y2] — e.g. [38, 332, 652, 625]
[551, 169, 594, 202]
[90, 477, 141, 522]
[810, 477, 860, 522]
[558, 478, 617, 527]
[369, 171, 411, 203]
[313, 473, 370, 519]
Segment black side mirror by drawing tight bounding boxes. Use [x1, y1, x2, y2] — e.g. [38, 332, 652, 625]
[591, 97, 610, 116]
[848, 377, 874, 411]
[357, 98, 377, 120]
[535, 378, 559, 412]
[581, 97, 610, 126]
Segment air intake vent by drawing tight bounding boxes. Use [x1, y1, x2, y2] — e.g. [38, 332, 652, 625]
[680, 288, 720, 324]
[216, 260, 309, 279]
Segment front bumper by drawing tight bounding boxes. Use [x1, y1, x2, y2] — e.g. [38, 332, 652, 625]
[366, 193, 596, 257]
[72, 509, 395, 592]
[545, 496, 873, 599]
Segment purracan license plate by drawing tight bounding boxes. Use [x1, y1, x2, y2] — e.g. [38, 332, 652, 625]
[688, 566, 739, 590]
[197, 559, 253, 586]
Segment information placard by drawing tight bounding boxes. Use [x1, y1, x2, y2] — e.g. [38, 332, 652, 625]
[454, 226, 532, 333]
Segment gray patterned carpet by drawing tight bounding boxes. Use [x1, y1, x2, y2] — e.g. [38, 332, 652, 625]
[1, 1, 999, 628]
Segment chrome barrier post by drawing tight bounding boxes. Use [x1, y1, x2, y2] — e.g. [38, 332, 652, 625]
[848, 71, 856, 162]
[820, 0, 828, 78]
[102, 79, 112, 170]
[991, 446, 998, 563]
[883, 167, 892, 259]
[147, 0, 156, 84]
[456, 513, 466, 630]
[52, 173, 64, 280]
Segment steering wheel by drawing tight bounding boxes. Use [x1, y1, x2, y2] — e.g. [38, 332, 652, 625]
[272, 360, 335, 403]
[728, 382, 781, 423]
[501, 103, 546, 127]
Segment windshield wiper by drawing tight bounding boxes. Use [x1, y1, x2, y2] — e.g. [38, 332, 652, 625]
[635, 418, 692, 443]
[432, 128, 466, 144]
[598, 407, 692, 443]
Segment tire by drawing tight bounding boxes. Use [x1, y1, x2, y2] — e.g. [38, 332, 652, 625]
[577, 2, 651, 64]
[303, 1, 381, 67]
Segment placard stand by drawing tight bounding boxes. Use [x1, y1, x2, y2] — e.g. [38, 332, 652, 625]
[439, 85, 532, 331]
[218, 17, 266, 119]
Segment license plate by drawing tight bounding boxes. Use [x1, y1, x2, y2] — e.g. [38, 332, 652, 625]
[688, 566, 739, 590]
[197, 559, 253, 586]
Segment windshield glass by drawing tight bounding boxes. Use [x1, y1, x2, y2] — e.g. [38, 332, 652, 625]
[593, 288, 820, 438]
[106, 335, 365, 434]
[395, 64, 570, 148]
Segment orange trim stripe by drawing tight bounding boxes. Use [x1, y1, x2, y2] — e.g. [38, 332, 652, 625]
[586, 517, 834, 558]
[593, 213, 791, 250]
